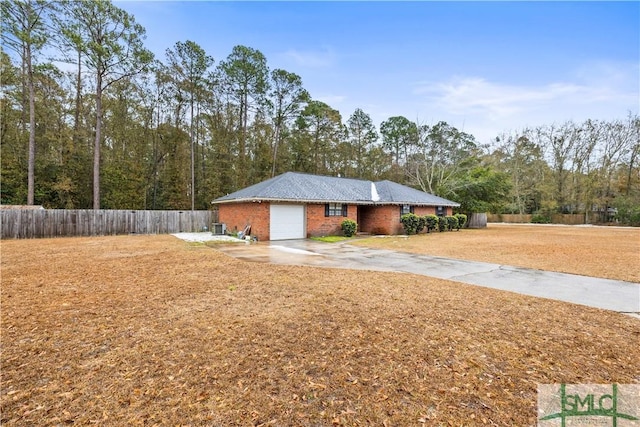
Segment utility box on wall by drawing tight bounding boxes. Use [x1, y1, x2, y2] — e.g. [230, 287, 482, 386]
[211, 223, 226, 235]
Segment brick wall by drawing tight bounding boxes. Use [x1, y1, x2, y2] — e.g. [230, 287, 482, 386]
[414, 206, 436, 216]
[306, 204, 358, 237]
[360, 205, 453, 235]
[358, 206, 377, 234]
[358, 205, 403, 235]
[218, 202, 271, 241]
[219, 202, 455, 240]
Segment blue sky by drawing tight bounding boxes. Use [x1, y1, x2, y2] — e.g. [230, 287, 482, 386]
[116, 1, 639, 145]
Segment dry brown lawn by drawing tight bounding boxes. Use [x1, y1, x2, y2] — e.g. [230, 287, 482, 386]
[354, 224, 640, 283]
[1, 229, 639, 426]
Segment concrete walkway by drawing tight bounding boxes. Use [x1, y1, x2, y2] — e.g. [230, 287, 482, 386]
[211, 239, 640, 316]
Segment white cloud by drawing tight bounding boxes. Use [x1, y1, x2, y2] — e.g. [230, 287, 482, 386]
[280, 47, 336, 68]
[411, 61, 639, 143]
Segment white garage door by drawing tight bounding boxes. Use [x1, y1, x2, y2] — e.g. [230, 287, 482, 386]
[270, 204, 305, 240]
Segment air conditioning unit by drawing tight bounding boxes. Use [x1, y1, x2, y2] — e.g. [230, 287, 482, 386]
[211, 223, 226, 235]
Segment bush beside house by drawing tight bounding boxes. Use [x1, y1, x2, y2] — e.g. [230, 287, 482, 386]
[341, 219, 357, 237]
[400, 213, 468, 235]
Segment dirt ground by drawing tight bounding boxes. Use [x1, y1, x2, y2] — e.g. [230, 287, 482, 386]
[354, 224, 640, 283]
[1, 228, 639, 426]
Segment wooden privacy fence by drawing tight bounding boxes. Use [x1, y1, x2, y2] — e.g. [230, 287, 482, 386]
[1, 209, 217, 239]
[550, 214, 586, 225]
[487, 214, 533, 223]
[487, 213, 587, 225]
[467, 212, 487, 228]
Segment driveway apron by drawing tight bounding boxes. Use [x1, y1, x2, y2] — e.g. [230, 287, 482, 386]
[214, 239, 640, 315]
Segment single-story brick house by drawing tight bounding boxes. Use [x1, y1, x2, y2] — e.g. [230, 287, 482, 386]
[212, 172, 459, 241]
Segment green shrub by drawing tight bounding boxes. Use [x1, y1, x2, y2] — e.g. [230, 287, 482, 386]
[612, 197, 640, 226]
[400, 213, 420, 235]
[531, 213, 551, 224]
[454, 213, 467, 230]
[341, 219, 357, 237]
[416, 215, 427, 234]
[424, 215, 439, 233]
[445, 215, 458, 231]
[437, 216, 447, 232]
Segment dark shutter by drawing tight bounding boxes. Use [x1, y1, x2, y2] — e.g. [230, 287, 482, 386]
[325, 204, 330, 217]
[342, 204, 348, 217]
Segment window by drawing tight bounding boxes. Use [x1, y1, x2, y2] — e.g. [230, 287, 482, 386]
[325, 203, 347, 217]
[436, 206, 445, 217]
[400, 205, 414, 222]
[400, 205, 414, 215]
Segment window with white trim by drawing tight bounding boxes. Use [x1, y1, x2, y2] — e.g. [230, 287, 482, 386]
[325, 203, 347, 217]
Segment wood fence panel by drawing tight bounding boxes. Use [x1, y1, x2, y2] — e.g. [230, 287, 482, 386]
[487, 213, 586, 224]
[551, 214, 585, 225]
[467, 212, 487, 228]
[102, 210, 111, 235]
[35, 210, 44, 237]
[75, 210, 84, 236]
[161, 211, 169, 234]
[115, 210, 126, 235]
[83, 210, 91, 236]
[47, 210, 55, 237]
[155, 211, 164, 234]
[8, 210, 19, 238]
[22, 211, 29, 238]
[489, 214, 533, 223]
[13, 211, 21, 238]
[1, 209, 215, 239]
[178, 211, 186, 232]
[68, 210, 78, 237]
[127, 211, 135, 234]
[167, 212, 176, 234]
[25, 210, 35, 238]
[137, 211, 146, 234]
[78, 210, 87, 236]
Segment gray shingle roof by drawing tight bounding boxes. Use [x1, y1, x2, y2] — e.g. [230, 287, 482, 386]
[212, 172, 459, 207]
[374, 180, 459, 206]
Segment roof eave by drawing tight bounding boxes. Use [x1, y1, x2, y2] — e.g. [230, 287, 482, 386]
[212, 197, 459, 207]
[212, 197, 372, 205]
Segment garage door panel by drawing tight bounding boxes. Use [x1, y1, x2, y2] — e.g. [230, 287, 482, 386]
[270, 205, 305, 240]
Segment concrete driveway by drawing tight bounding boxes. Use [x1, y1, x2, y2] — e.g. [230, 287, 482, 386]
[211, 239, 640, 316]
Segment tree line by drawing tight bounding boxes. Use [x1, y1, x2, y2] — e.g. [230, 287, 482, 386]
[2, 0, 638, 224]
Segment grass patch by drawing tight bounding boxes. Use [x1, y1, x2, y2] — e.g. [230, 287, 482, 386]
[203, 239, 244, 247]
[1, 233, 638, 426]
[352, 224, 640, 283]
